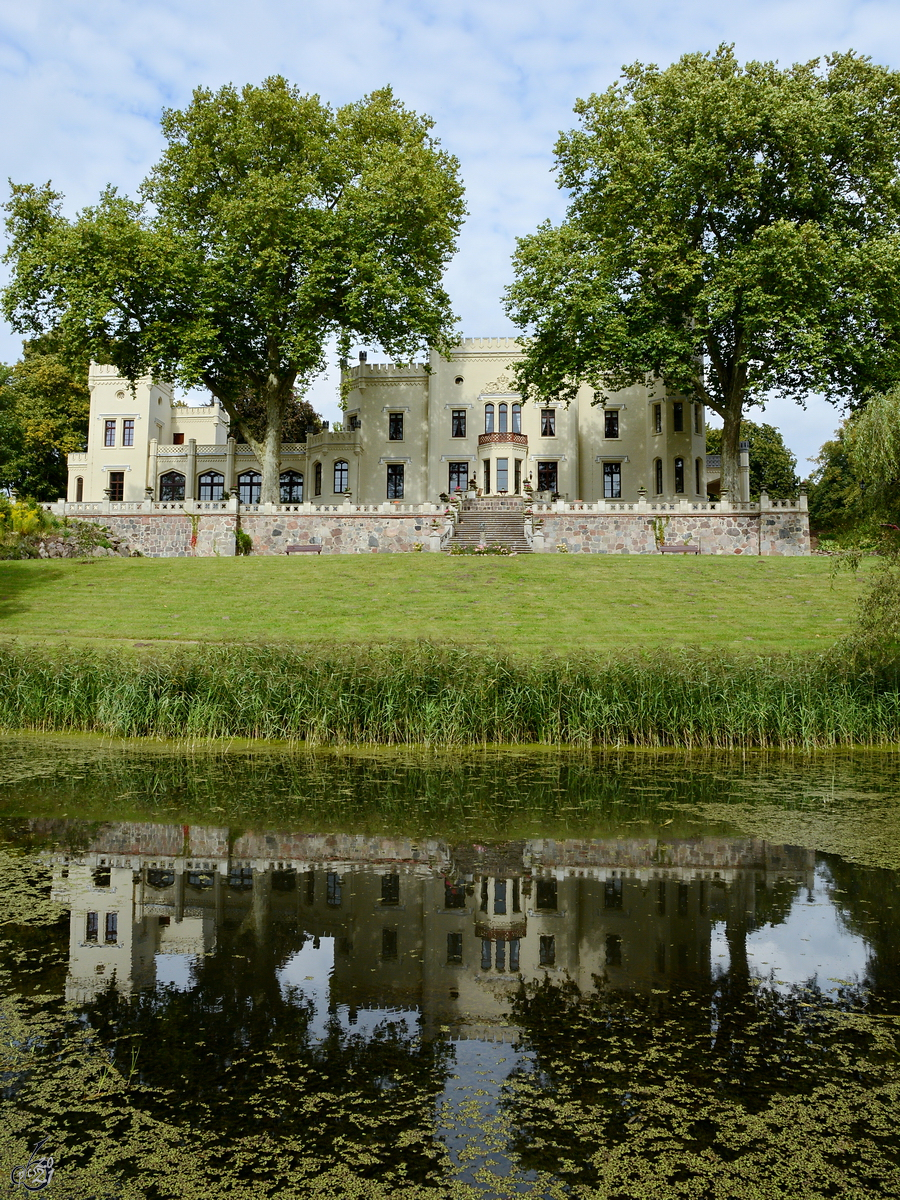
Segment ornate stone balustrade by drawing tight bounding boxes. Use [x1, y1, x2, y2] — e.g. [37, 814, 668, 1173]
[477, 431, 528, 447]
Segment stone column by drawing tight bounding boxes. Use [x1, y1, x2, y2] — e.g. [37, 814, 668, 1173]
[739, 441, 751, 503]
[148, 438, 158, 495]
[185, 439, 197, 501]
[225, 436, 236, 494]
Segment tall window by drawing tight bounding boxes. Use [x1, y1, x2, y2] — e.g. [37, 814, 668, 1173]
[280, 470, 303, 502]
[326, 872, 342, 906]
[447, 933, 463, 964]
[673, 402, 684, 432]
[604, 878, 623, 910]
[540, 409, 556, 437]
[509, 938, 520, 972]
[85, 912, 98, 942]
[496, 458, 508, 492]
[381, 929, 398, 959]
[512, 403, 522, 433]
[483, 460, 491, 494]
[539, 935, 556, 966]
[603, 462, 622, 498]
[498, 403, 508, 433]
[494, 879, 507, 915]
[536, 879, 557, 910]
[495, 940, 506, 972]
[108, 472, 124, 501]
[653, 404, 662, 434]
[75, 477, 84, 502]
[386, 463, 404, 499]
[694, 402, 703, 435]
[695, 458, 703, 496]
[514, 459, 522, 494]
[655, 458, 663, 494]
[606, 934, 622, 967]
[537, 461, 557, 493]
[388, 412, 404, 441]
[444, 879, 465, 908]
[484, 403, 494, 433]
[674, 456, 685, 493]
[481, 938, 492, 971]
[104, 420, 116, 447]
[123, 419, 135, 447]
[198, 471, 224, 501]
[159, 471, 185, 501]
[449, 462, 469, 491]
[314, 462, 322, 496]
[452, 409, 466, 438]
[105, 913, 118, 944]
[334, 460, 349, 493]
[604, 410, 619, 439]
[238, 470, 261, 504]
[381, 874, 400, 906]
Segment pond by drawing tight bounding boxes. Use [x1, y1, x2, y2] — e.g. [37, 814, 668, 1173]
[1, 737, 899, 1198]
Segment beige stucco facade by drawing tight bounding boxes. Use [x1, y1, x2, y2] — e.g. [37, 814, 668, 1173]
[67, 341, 707, 507]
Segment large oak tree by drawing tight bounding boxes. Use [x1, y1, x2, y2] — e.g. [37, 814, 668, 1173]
[505, 48, 900, 495]
[3, 78, 465, 502]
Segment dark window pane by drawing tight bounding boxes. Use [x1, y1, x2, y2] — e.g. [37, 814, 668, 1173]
[494, 879, 507, 915]
[444, 879, 465, 909]
[512, 404, 522, 433]
[238, 471, 261, 504]
[514, 459, 522, 494]
[272, 870, 296, 892]
[104, 420, 116, 447]
[495, 940, 506, 971]
[306, 870, 315, 904]
[105, 913, 118, 944]
[280, 471, 303, 503]
[674, 457, 685, 493]
[603, 462, 622, 498]
[386, 463, 404, 499]
[604, 879, 623, 910]
[159, 471, 185, 501]
[539, 935, 556, 966]
[449, 462, 468, 491]
[605, 410, 619, 439]
[481, 938, 492, 971]
[540, 409, 556, 437]
[326, 872, 342, 907]
[452, 409, 466, 437]
[677, 882, 689, 916]
[654, 404, 662, 434]
[86, 912, 98, 942]
[173, 432, 185, 445]
[314, 462, 322, 496]
[123, 420, 134, 447]
[537, 462, 557, 492]
[198, 472, 224, 501]
[480, 878, 488, 913]
[657, 881, 667, 916]
[694, 403, 702, 435]
[512, 878, 521, 913]
[93, 867, 110, 887]
[499, 404, 508, 433]
[655, 459, 663, 494]
[605, 934, 622, 967]
[388, 413, 404, 441]
[496, 458, 508, 492]
[381, 874, 400, 905]
[696, 458, 702, 495]
[509, 938, 520, 972]
[483, 460, 490, 493]
[334, 460, 349, 493]
[535, 879, 557, 910]
[447, 932, 463, 963]
[381, 929, 398, 959]
[673, 402, 684, 432]
[484, 404, 494, 433]
[108, 472, 124, 501]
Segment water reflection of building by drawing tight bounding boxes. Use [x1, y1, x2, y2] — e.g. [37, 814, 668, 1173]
[45, 824, 814, 1031]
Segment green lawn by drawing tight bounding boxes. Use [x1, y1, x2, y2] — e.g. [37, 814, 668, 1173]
[0, 554, 867, 656]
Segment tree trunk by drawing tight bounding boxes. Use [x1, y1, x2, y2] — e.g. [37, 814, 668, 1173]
[258, 384, 284, 505]
[720, 400, 743, 498]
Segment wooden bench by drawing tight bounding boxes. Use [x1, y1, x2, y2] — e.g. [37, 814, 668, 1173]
[658, 543, 700, 554]
[285, 544, 322, 555]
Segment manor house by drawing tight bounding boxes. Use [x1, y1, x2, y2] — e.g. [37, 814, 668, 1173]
[66, 339, 711, 506]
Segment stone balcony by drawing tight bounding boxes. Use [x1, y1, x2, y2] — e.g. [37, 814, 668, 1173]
[478, 432, 528, 448]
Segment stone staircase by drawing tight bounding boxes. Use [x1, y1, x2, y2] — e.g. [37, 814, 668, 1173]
[444, 498, 532, 553]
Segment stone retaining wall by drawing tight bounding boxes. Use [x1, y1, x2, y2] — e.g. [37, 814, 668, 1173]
[540, 510, 809, 555]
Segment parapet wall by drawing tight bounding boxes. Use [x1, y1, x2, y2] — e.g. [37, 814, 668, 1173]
[539, 508, 809, 555]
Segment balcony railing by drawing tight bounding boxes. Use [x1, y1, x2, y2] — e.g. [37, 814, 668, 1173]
[478, 432, 528, 447]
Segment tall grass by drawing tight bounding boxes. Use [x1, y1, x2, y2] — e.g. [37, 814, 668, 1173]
[0, 642, 896, 748]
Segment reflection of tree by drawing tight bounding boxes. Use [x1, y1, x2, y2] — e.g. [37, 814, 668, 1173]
[820, 853, 900, 1003]
[504, 972, 900, 1197]
[76, 919, 453, 1192]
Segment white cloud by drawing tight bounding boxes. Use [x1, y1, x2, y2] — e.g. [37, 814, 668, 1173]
[2, 0, 897, 450]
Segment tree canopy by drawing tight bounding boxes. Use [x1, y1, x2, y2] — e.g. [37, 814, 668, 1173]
[706, 418, 798, 499]
[3, 78, 465, 502]
[505, 47, 900, 494]
[0, 335, 89, 500]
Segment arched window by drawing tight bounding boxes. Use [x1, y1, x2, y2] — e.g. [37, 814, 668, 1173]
[280, 470, 303, 503]
[198, 471, 224, 501]
[654, 459, 663, 495]
[238, 470, 261, 504]
[512, 404, 521, 433]
[159, 471, 185, 501]
[75, 477, 83, 502]
[314, 462, 322, 496]
[484, 403, 494, 433]
[499, 403, 508, 433]
[674, 457, 685, 494]
[334, 460, 349, 493]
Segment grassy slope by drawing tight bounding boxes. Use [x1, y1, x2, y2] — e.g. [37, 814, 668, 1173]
[0, 554, 866, 655]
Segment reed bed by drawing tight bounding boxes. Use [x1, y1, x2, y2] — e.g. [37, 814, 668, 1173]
[0, 642, 896, 748]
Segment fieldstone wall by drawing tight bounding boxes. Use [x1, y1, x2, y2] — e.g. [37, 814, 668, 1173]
[237, 512, 429, 554]
[72, 512, 238, 557]
[541, 510, 809, 556]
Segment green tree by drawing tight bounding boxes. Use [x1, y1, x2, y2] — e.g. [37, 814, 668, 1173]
[706, 418, 798, 499]
[0, 335, 89, 500]
[3, 78, 465, 503]
[806, 423, 869, 538]
[505, 47, 900, 496]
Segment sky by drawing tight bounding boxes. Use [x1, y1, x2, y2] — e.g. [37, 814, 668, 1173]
[3, 0, 899, 474]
